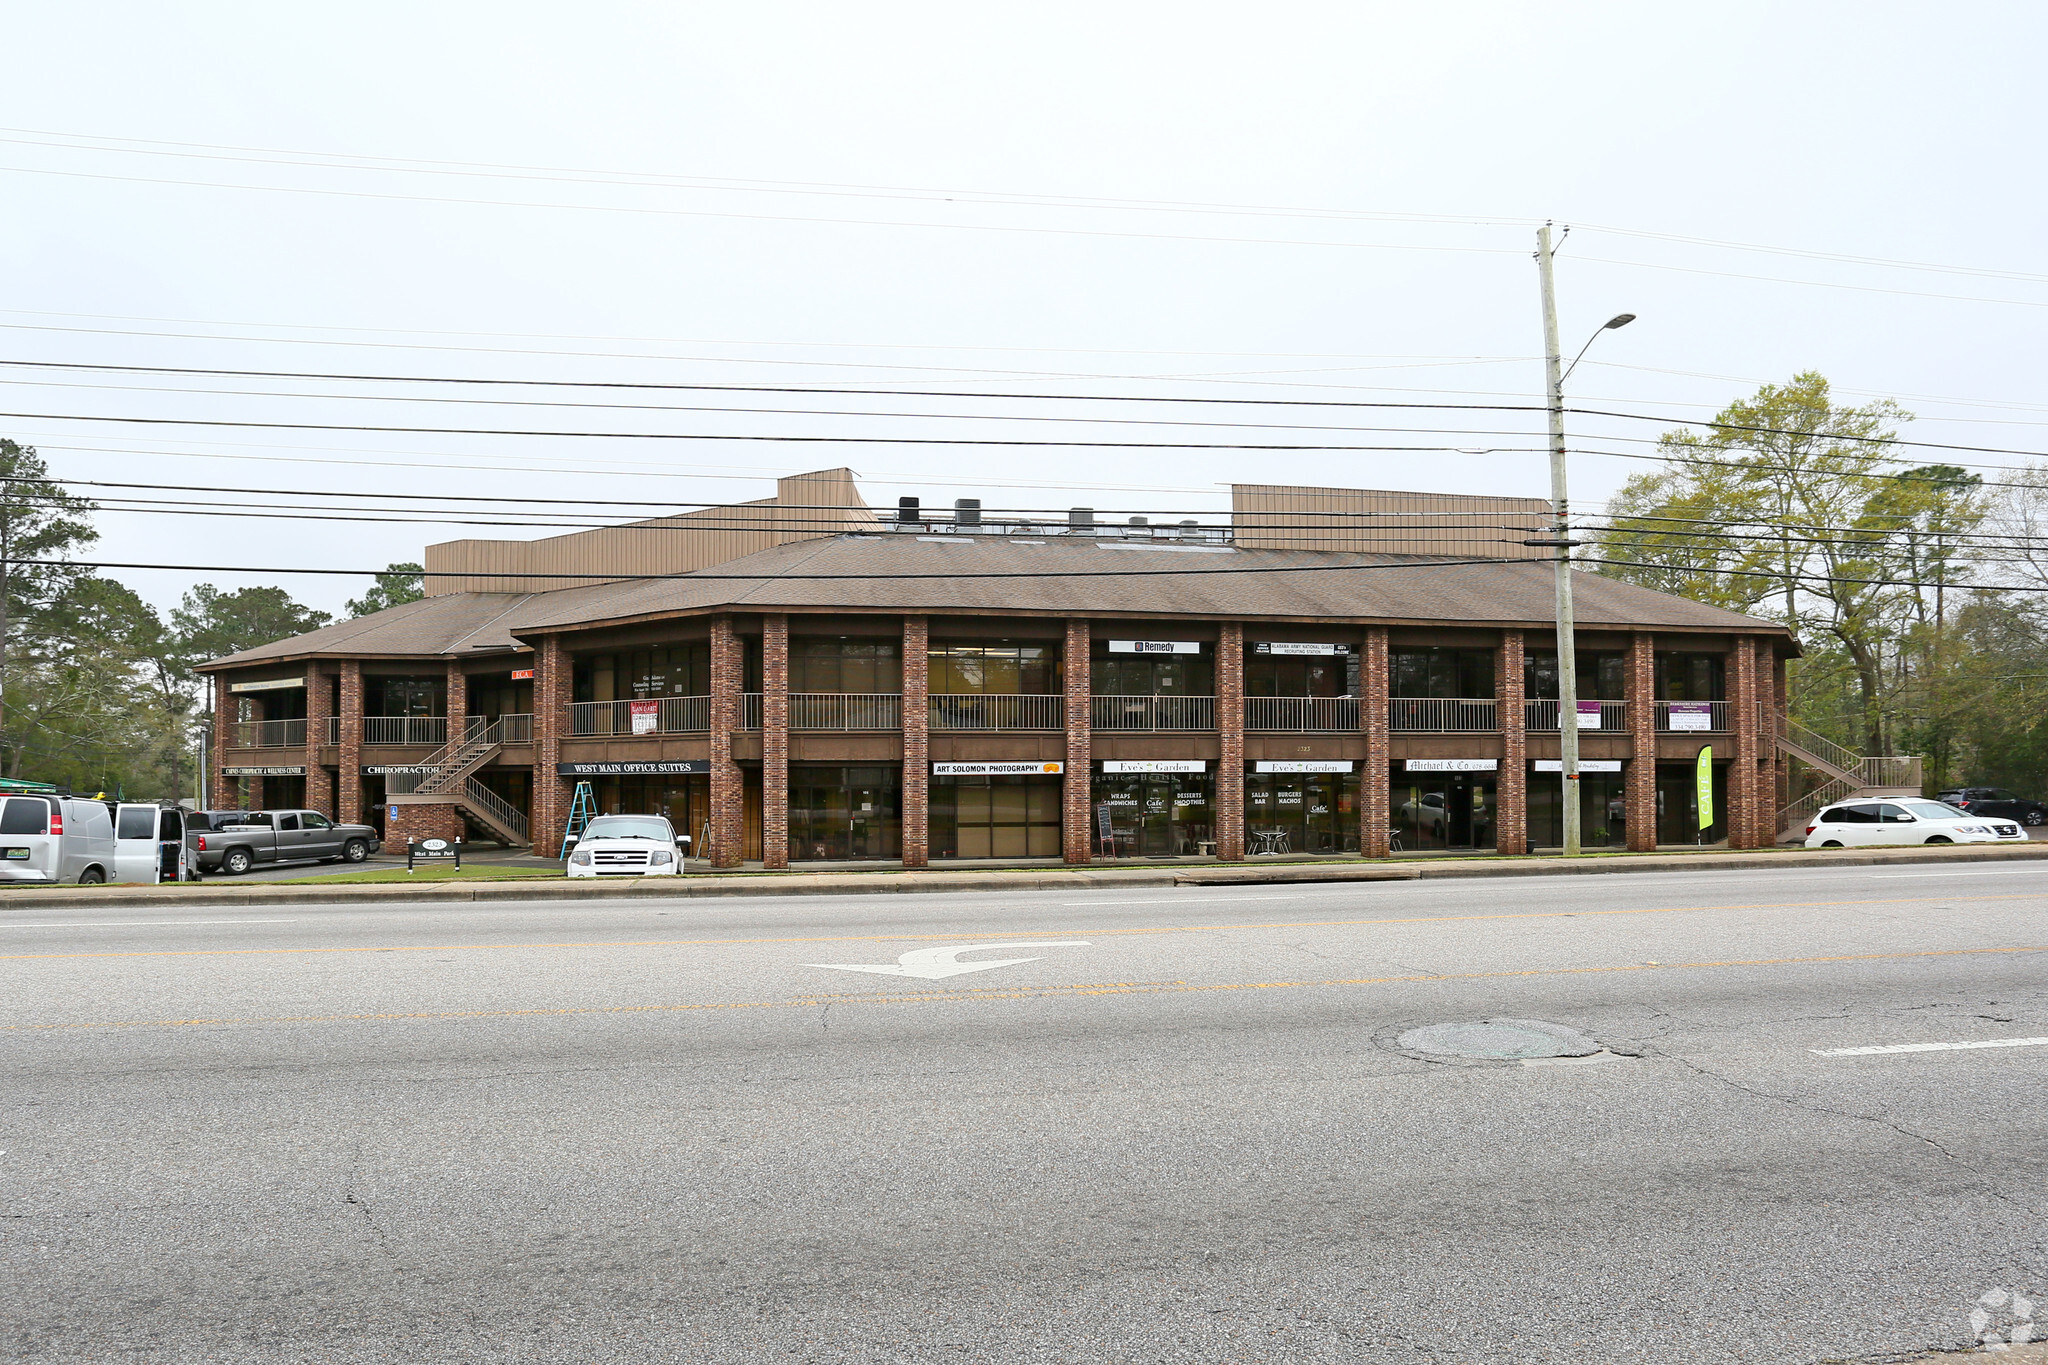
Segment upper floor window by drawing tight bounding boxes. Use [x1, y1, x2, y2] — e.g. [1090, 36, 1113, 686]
[1092, 641, 1214, 695]
[1246, 643, 1355, 698]
[367, 676, 444, 718]
[791, 637, 901, 693]
[1391, 648, 1494, 699]
[574, 644, 712, 704]
[930, 641, 1061, 694]
[1655, 653, 1726, 701]
[1525, 652, 1626, 701]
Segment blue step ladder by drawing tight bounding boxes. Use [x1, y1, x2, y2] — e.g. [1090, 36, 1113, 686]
[559, 781, 597, 859]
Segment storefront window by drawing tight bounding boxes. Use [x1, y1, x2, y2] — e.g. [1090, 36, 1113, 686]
[1524, 652, 1626, 700]
[929, 641, 1061, 693]
[1526, 771, 1628, 848]
[1654, 653, 1727, 701]
[1390, 648, 1494, 698]
[1390, 768, 1498, 851]
[932, 776, 1062, 858]
[790, 766, 901, 860]
[791, 638, 900, 693]
[1656, 761, 1728, 844]
[470, 674, 535, 718]
[1092, 769, 1213, 856]
[1246, 772, 1358, 853]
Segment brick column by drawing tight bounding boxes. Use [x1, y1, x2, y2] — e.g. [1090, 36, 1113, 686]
[338, 661, 364, 824]
[900, 616, 929, 868]
[1729, 636, 1761, 849]
[1771, 649, 1790, 819]
[1062, 620, 1093, 864]
[445, 660, 468, 749]
[762, 614, 791, 870]
[531, 635, 572, 855]
[241, 693, 264, 811]
[1625, 631, 1657, 851]
[709, 614, 744, 868]
[1216, 622, 1246, 861]
[1361, 626, 1391, 857]
[1497, 630, 1528, 855]
[305, 666, 335, 819]
[207, 679, 230, 808]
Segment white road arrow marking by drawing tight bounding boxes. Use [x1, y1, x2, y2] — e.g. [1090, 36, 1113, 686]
[805, 941, 1090, 980]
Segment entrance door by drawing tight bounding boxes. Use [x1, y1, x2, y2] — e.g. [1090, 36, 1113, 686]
[1394, 774, 1498, 851]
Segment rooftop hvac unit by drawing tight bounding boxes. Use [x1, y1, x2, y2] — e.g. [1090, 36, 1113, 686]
[955, 498, 982, 528]
[896, 496, 921, 528]
[1068, 506, 1095, 532]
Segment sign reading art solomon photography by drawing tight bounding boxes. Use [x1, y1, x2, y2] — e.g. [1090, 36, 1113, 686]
[932, 762, 1064, 776]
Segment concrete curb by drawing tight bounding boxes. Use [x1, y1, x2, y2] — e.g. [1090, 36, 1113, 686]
[2, 842, 2044, 910]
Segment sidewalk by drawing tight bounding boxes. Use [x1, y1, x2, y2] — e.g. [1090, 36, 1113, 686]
[7, 840, 2047, 910]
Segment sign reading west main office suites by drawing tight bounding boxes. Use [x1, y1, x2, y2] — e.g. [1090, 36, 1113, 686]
[1403, 758, 1498, 772]
[933, 762, 1064, 776]
[222, 765, 306, 777]
[1254, 760, 1354, 773]
[1101, 759, 1207, 774]
[557, 760, 710, 776]
[1253, 642, 1348, 657]
[1106, 640, 1202, 654]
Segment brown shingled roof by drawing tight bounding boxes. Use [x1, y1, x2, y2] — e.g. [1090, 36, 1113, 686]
[199, 592, 539, 669]
[203, 535, 1790, 671]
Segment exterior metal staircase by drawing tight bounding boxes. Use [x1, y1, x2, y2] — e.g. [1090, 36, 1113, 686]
[384, 717, 531, 846]
[1776, 720, 1924, 842]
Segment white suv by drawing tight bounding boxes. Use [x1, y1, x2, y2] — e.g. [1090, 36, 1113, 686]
[564, 814, 689, 877]
[1804, 798, 2026, 848]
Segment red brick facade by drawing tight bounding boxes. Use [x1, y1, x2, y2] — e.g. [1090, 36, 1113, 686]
[386, 801, 467, 849]
[338, 661, 364, 825]
[304, 664, 335, 818]
[1496, 630, 1529, 855]
[1216, 622, 1245, 862]
[1624, 631, 1657, 852]
[900, 616, 930, 868]
[211, 679, 236, 809]
[1361, 626, 1391, 857]
[445, 660, 468, 754]
[1062, 619, 1092, 864]
[762, 613, 790, 870]
[531, 635, 571, 855]
[708, 614, 744, 868]
[1729, 636, 1763, 849]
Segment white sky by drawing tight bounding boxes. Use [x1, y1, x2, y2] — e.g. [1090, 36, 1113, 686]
[4, 2, 2044, 618]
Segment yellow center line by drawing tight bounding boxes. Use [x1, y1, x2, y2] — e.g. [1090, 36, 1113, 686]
[0, 891, 2042, 963]
[9, 943, 2043, 1035]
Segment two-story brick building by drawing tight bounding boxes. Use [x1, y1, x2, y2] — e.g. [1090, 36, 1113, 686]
[200, 468, 1800, 863]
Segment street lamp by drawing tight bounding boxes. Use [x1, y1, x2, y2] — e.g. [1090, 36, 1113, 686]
[1534, 224, 1634, 857]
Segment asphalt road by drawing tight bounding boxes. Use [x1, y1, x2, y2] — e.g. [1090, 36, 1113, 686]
[6, 865, 2047, 1363]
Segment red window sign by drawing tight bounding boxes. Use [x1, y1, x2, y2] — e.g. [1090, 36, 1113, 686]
[510, 668, 535, 680]
[629, 699, 660, 735]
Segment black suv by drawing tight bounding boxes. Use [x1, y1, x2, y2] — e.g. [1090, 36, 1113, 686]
[1935, 788, 2048, 827]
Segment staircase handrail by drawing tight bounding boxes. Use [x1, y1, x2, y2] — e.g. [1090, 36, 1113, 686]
[415, 718, 506, 795]
[1784, 719, 1866, 777]
[461, 776, 529, 842]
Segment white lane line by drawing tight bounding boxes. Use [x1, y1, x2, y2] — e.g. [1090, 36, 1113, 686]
[1870, 869, 2048, 879]
[0, 919, 299, 928]
[1060, 894, 1367, 906]
[1815, 1037, 2048, 1056]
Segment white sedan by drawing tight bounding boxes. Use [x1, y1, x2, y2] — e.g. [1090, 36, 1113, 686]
[564, 814, 689, 877]
[1804, 798, 2028, 848]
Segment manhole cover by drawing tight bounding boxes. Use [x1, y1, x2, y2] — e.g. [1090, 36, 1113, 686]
[1396, 1018, 1602, 1060]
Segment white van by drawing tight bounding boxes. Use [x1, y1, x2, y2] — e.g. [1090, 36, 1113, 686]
[0, 795, 189, 885]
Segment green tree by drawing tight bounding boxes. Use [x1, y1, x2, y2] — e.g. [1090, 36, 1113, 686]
[345, 562, 426, 618]
[170, 584, 333, 678]
[1588, 373, 1966, 755]
[0, 439, 100, 760]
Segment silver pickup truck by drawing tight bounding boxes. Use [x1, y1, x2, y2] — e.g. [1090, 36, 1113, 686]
[193, 809, 381, 875]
